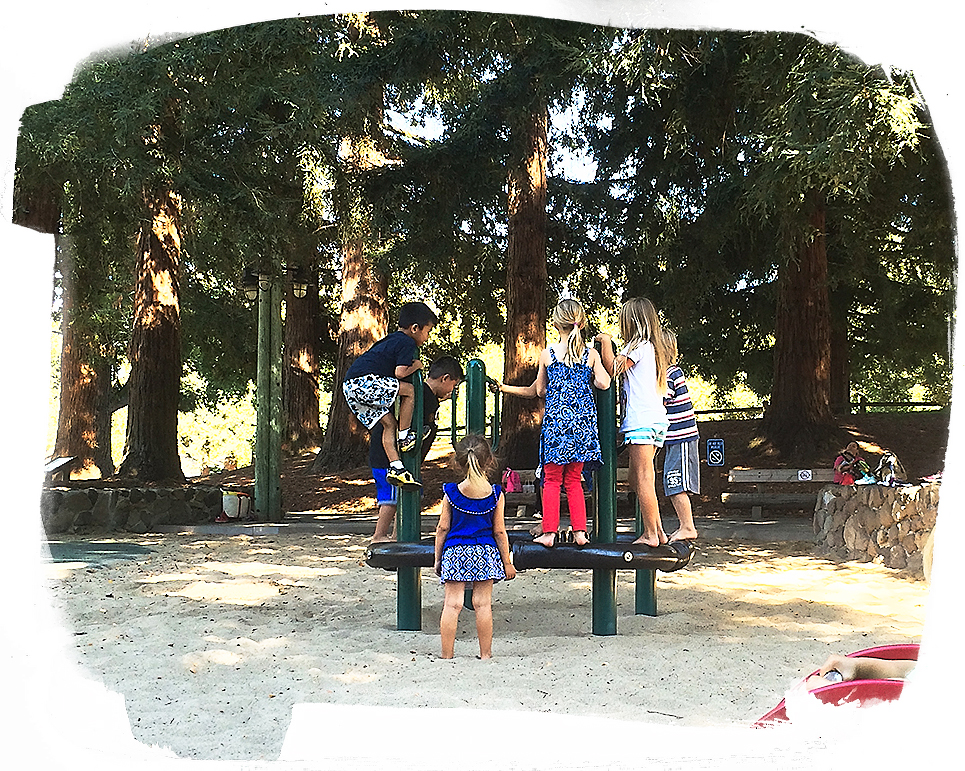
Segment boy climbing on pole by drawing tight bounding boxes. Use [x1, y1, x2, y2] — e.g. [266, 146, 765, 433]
[342, 301, 438, 490]
[369, 356, 464, 542]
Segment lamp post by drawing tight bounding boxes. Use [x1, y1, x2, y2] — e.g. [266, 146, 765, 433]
[243, 263, 307, 522]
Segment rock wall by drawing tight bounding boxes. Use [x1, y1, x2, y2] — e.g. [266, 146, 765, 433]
[813, 482, 938, 579]
[41, 485, 224, 534]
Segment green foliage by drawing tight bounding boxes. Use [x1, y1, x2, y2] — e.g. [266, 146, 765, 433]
[22, 14, 954, 444]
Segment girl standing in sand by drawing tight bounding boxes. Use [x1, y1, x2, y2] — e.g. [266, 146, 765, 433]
[532, 299, 611, 548]
[434, 434, 516, 659]
[597, 297, 671, 547]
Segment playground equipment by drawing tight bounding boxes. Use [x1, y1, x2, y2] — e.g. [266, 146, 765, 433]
[375, 354, 694, 635]
[754, 643, 920, 726]
[368, 535, 693, 572]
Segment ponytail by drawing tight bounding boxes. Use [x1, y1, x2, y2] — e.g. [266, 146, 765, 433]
[466, 449, 487, 486]
[552, 298, 588, 366]
[453, 434, 496, 485]
[565, 324, 586, 367]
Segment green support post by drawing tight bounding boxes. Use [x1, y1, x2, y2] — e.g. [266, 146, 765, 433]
[592, 350, 618, 636]
[254, 270, 283, 522]
[396, 370, 424, 631]
[466, 359, 486, 435]
[450, 381, 461, 446]
[634, 497, 657, 616]
[463, 359, 490, 611]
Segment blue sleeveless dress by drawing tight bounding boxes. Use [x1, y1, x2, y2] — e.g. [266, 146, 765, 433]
[439, 482, 506, 583]
[540, 347, 603, 470]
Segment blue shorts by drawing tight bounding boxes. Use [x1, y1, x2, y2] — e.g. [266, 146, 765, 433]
[623, 422, 668, 448]
[662, 439, 700, 496]
[372, 468, 399, 507]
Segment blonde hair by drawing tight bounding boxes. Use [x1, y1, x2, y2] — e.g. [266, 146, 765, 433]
[453, 434, 496, 486]
[551, 298, 588, 366]
[618, 297, 668, 391]
[662, 328, 679, 367]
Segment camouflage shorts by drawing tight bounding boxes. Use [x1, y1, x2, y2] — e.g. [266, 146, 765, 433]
[342, 374, 400, 430]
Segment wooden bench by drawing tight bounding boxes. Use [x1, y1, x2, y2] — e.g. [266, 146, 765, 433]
[503, 467, 631, 519]
[722, 468, 835, 519]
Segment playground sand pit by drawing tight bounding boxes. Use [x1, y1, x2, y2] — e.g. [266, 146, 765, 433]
[41, 530, 929, 762]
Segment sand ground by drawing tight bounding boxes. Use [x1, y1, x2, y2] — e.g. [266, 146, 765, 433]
[40, 525, 928, 763]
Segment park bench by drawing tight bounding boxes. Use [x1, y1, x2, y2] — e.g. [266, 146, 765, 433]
[502, 467, 632, 519]
[721, 467, 835, 519]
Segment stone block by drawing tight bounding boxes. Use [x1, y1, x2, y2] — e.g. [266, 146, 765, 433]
[62, 489, 92, 513]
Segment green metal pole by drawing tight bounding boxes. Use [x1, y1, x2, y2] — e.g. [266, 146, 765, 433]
[450, 381, 461, 446]
[463, 359, 488, 611]
[466, 359, 486, 435]
[634, 497, 657, 616]
[592, 348, 618, 636]
[267, 275, 283, 522]
[396, 370, 424, 630]
[491, 383, 501, 451]
[254, 274, 279, 521]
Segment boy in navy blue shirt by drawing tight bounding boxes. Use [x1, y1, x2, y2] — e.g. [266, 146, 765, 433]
[369, 356, 463, 541]
[342, 302, 438, 489]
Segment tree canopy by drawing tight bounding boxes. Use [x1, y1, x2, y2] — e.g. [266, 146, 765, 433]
[15, 13, 955, 476]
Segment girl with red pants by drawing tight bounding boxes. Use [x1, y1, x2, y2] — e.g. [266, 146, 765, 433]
[532, 299, 611, 547]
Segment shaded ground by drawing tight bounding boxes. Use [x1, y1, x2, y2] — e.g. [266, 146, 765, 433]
[205, 410, 949, 519]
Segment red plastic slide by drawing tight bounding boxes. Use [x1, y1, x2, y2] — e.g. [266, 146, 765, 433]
[754, 643, 919, 726]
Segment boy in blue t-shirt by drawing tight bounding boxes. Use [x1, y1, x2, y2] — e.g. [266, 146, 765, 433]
[342, 302, 438, 489]
[369, 356, 463, 542]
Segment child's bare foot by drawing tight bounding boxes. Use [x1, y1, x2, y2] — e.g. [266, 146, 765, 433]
[573, 530, 589, 546]
[371, 535, 395, 544]
[533, 532, 557, 548]
[668, 527, 698, 542]
[632, 531, 666, 547]
[476, 653, 492, 660]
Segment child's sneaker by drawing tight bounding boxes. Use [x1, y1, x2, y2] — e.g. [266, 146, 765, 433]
[398, 427, 431, 454]
[386, 467, 422, 489]
[398, 431, 417, 454]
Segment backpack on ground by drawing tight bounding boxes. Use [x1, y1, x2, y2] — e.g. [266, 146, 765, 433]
[875, 451, 906, 486]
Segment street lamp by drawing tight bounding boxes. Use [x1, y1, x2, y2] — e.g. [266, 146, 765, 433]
[290, 266, 309, 299]
[242, 269, 259, 301]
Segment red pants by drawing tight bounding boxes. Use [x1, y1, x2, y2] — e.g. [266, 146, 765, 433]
[541, 462, 586, 533]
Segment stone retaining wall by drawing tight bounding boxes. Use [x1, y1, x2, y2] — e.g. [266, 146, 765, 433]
[41, 485, 225, 534]
[812, 481, 938, 579]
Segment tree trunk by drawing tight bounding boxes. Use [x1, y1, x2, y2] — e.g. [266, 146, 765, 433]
[760, 189, 837, 456]
[313, 236, 388, 471]
[499, 101, 548, 468]
[313, 68, 393, 472]
[118, 185, 185, 482]
[283, 265, 323, 454]
[829, 287, 851, 414]
[53, 233, 112, 478]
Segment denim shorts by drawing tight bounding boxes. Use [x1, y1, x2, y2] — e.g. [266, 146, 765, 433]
[372, 468, 399, 507]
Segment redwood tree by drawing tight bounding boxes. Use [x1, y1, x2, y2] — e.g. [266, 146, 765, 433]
[759, 189, 836, 452]
[118, 184, 185, 481]
[500, 98, 548, 468]
[283, 265, 324, 454]
[53, 234, 115, 477]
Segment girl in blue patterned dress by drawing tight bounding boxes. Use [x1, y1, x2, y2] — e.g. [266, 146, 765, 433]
[434, 435, 516, 659]
[533, 299, 611, 548]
